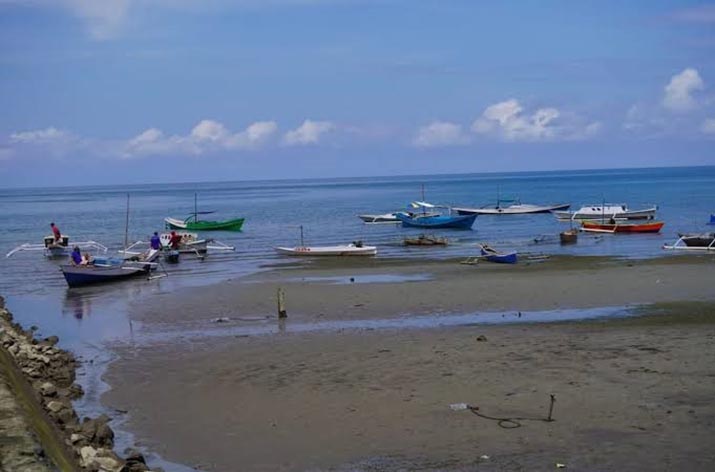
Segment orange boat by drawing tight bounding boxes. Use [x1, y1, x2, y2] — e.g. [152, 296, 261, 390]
[581, 220, 664, 233]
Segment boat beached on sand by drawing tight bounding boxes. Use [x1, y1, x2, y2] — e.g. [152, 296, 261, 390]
[461, 244, 518, 265]
[60, 256, 157, 288]
[275, 226, 377, 256]
[553, 203, 657, 221]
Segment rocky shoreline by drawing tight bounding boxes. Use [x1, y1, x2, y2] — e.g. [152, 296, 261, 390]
[0, 296, 159, 472]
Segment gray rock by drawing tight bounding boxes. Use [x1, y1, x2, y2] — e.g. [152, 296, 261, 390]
[39, 382, 57, 397]
[46, 400, 64, 413]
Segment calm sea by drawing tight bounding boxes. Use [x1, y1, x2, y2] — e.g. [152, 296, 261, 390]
[1, 166, 714, 301]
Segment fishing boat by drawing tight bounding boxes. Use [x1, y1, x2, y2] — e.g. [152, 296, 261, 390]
[160, 232, 209, 254]
[461, 244, 517, 264]
[396, 211, 477, 229]
[165, 193, 244, 231]
[708, 214, 715, 225]
[275, 226, 377, 256]
[403, 234, 448, 246]
[6, 236, 107, 258]
[358, 212, 407, 224]
[553, 204, 657, 221]
[580, 220, 664, 233]
[454, 202, 570, 215]
[663, 232, 715, 251]
[60, 258, 155, 288]
[559, 228, 578, 244]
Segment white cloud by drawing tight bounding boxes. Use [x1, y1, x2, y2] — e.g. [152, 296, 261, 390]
[8, 119, 279, 160]
[63, 0, 131, 40]
[10, 127, 71, 144]
[702, 118, 715, 135]
[283, 119, 335, 146]
[471, 99, 599, 142]
[662, 68, 704, 112]
[412, 121, 468, 148]
[122, 119, 278, 158]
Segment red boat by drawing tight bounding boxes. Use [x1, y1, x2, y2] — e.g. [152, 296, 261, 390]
[581, 220, 664, 233]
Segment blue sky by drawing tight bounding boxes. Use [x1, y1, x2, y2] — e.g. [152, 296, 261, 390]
[1, 0, 714, 187]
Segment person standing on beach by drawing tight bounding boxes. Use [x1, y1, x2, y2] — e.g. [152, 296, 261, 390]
[50, 222, 62, 242]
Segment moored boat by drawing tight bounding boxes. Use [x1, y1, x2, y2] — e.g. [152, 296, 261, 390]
[663, 232, 715, 251]
[60, 258, 155, 288]
[160, 232, 209, 254]
[275, 243, 377, 256]
[479, 244, 518, 264]
[454, 202, 570, 215]
[581, 220, 664, 233]
[395, 208, 477, 229]
[6, 236, 107, 259]
[164, 216, 245, 231]
[553, 204, 657, 221]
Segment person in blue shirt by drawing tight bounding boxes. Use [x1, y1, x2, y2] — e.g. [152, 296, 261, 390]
[150, 232, 161, 250]
[70, 246, 82, 265]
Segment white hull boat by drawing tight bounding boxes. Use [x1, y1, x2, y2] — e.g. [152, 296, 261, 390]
[358, 212, 403, 224]
[454, 203, 570, 215]
[275, 244, 377, 256]
[6, 235, 107, 258]
[553, 204, 657, 220]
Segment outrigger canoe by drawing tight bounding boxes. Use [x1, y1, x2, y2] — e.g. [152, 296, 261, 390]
[275, 243, 377, 256]
[164, 216, 245, 231]
[581, 220, 664, 234]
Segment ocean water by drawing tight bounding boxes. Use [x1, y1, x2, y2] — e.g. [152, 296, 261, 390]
[1, 165, 714, 301]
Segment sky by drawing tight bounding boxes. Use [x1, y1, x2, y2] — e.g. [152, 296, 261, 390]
[0, 0, 714, 187]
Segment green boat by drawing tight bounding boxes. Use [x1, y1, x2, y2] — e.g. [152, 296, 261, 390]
[164, 216, 245, 231]
[165, 194, 245, 231]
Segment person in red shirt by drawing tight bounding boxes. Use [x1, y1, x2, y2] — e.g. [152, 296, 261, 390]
[50, 222, 62, 242]
[169, 231, 182, 250]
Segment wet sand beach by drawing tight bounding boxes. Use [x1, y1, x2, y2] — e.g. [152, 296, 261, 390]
[104, 255, 715, 471]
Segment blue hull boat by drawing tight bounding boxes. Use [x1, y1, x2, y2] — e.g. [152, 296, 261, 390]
[396, 212, 477, 229]
[480, 247, 518, 264]
[708, 214, 715, 225]
[60, 259, 153, 288]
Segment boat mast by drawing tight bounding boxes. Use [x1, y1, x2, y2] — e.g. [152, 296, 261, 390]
[194, 193, 198, 223]
[299, 225, 304, 247]
[421, 184, 426, 216]
[124, 193, 130, 251]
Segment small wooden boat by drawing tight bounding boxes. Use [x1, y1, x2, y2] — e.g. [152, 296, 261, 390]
[6, 236, 107, 258]
[663, 233, 715, 251]
[165, 193, 244, 231]
[160, 232, 209, 254]
[403, 234, 448, 246]
[553, 204, 657, 221]
[560, 228, 578, 244]
[454, 202, 570, 215]
[165, 216, 244, 231]
[581, 220, 664, 233]
[60, 258, 156, 288]
[358, 212, 406, 224]
[479, 244, 518, 264]
[397, 212, 476, 229]
[275, 243, 377, 256]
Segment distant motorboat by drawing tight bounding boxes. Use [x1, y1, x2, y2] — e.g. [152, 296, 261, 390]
[553, 204, 657, 221]
[454, 202, 570, 215]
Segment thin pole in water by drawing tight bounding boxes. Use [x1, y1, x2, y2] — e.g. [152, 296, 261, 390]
[299, 225, 304, 247]
[194, 193, 198, 223]
[124, 193, 130, 251]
